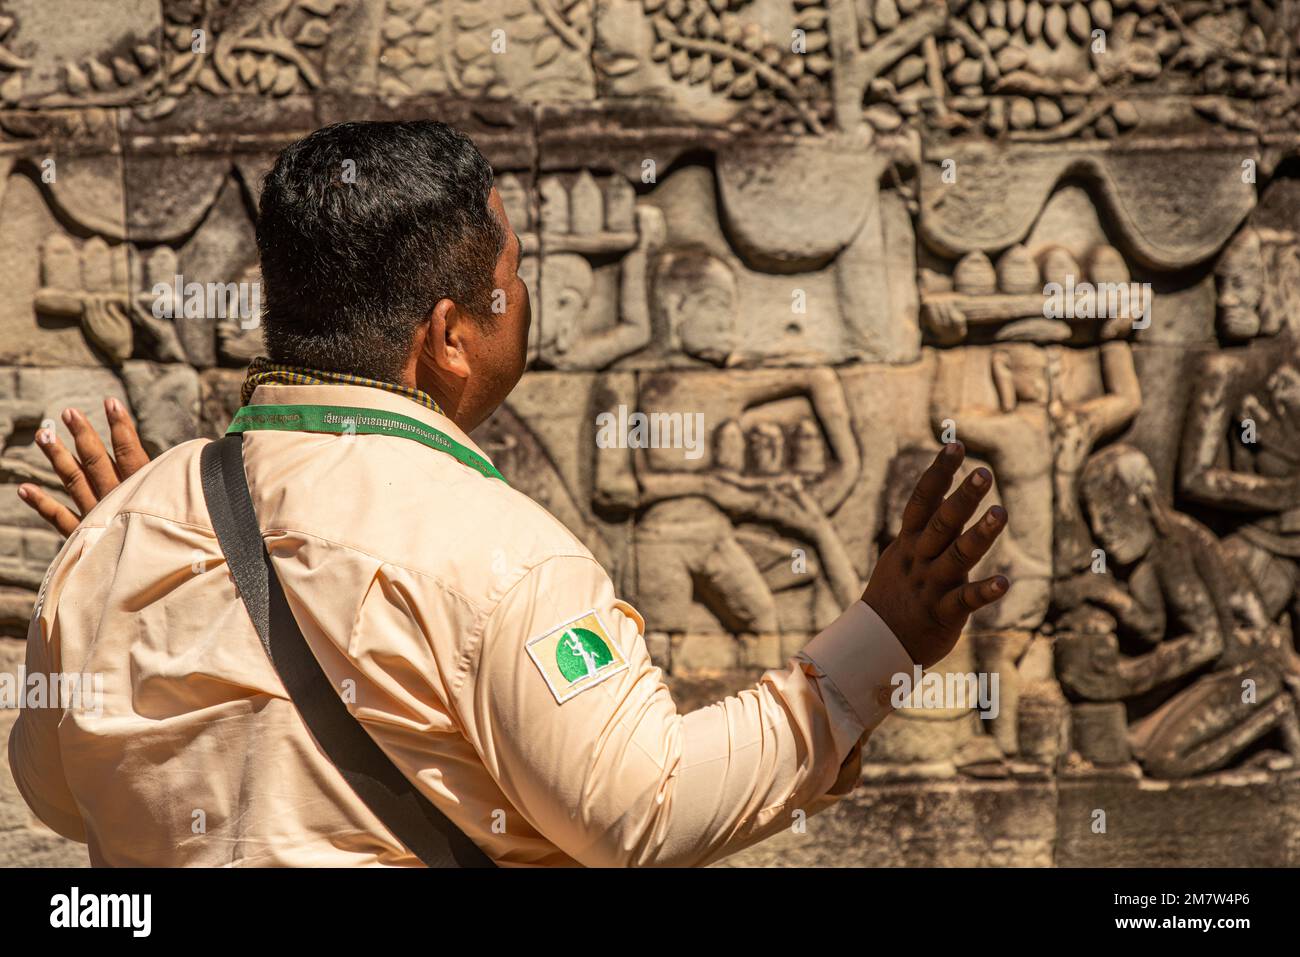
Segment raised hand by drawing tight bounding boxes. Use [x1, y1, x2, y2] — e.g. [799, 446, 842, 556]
[864, 442, 1009, 668]
[17, 398, 151, 537]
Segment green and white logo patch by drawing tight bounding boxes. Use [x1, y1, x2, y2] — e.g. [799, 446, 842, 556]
[526, 610, 627, 704]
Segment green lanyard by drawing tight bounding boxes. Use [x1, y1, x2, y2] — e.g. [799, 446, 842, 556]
[226, 404, 507, 483]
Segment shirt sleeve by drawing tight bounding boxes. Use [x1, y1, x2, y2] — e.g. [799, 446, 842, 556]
[458, 553, 914, 867]
[7, 529, 91, 843]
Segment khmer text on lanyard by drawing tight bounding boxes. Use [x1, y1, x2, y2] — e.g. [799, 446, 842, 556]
[226, 404, 507, 484]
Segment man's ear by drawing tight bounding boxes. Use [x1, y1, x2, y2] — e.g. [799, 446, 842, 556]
[418, 298, 472, 382]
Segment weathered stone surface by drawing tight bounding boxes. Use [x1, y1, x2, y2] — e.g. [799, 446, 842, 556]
[0, 0, 161, 107]
[0, 0, 1297, 867]
[613, 365, 875, 634]
[1056, 769, 1300, 868]
[120, 360, 200, 455]
[537, 119, 921, 366]
[377, 0, 594, 100]
[0, 141, 128, 366]
[1072, 702, 1131, 766]
[723, 778, 1058, 867]
[919, 143, 1257, 272]
[198, 367, 245, 439]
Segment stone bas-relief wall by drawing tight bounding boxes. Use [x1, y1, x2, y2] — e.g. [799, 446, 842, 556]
[0, 0, 1297, 866]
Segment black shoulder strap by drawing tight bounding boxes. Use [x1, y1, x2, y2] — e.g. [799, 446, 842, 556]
[199, 435, 495, 868]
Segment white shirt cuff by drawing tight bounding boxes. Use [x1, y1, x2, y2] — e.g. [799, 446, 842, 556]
[795, 600, 917, 737]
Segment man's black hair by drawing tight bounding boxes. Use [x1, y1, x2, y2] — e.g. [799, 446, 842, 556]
[255, 120, 506, 383]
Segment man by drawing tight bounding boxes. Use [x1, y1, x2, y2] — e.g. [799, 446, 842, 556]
[9, 120, 1009, 866]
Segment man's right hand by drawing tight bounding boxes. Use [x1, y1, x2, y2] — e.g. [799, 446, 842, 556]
[864, 442, 1009, 668]
[17, 398, 151, 537]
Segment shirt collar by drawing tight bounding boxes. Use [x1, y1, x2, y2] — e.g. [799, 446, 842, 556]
[243, 381, 495, 470]
[241, 356, 445, 416]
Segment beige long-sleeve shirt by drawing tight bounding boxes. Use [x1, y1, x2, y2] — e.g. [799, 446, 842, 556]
[8, 381, 914, 867]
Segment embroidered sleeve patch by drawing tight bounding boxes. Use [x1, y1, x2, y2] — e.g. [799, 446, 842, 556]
[526, 610, 628, 705]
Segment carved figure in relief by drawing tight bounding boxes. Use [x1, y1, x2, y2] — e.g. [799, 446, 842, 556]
[598, 367, 862, 633]
[1056, 445, 1300, 778]
[1181, 227, 1300, 646]
[930, 307, 1141, 627]
[528, 189, 664, 370]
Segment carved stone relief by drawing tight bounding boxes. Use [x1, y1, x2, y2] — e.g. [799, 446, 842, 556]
[1, 0, 1299, 864]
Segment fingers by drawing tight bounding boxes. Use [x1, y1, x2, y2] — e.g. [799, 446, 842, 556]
[934, 503, 1007, 579]
[25, 401, 140, 536]
[899, 442, 964, 535]
[105, 397, 149, 478]
[34, 426, 99, 516]
[16, 484, 81, 538]
[63, 407, 121, 499]
[916, 465, 993, 560]
[935, 576, 1010, 627]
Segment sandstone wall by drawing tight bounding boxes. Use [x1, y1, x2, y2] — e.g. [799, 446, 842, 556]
[0, 0, 1298, 865]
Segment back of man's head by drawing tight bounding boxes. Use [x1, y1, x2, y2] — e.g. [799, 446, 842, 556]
[256, 120, 505, 383]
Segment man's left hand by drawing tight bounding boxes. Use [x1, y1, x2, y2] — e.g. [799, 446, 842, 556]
[17, 398, 150, 536]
